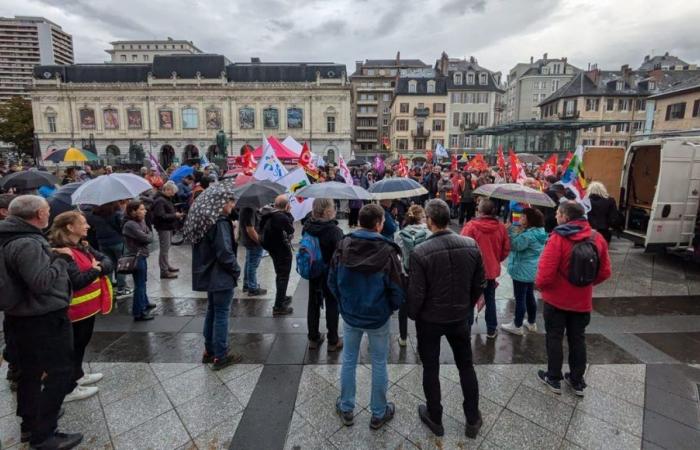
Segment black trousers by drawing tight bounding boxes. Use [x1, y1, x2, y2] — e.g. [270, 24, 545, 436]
[270, 248, 293, 307]
[2, 317, 18, 377]
[5, 309, 74, 444]
[458, 202, 476, 225]
[70, 315, 96, 391]
[543, 303, 591, 383]
[307, 276, 339, 344]
[416, 320, 480, 425]
[348, 208, 360, 227]
[398, 303, 409, 340]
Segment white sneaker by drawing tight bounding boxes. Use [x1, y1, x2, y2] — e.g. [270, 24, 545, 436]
[523, 322, 538, 333]
[77, 373, 103, 386]
[398, 337, 407, 347]
[500, 321, 524, 336]
[64, 385, 98, 402]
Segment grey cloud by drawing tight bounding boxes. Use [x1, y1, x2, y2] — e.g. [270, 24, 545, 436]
[440, 0, 486, 15]
[35, 0, 150, 35]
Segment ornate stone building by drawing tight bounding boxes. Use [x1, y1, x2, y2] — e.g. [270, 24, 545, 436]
[31, 54, 351, 167]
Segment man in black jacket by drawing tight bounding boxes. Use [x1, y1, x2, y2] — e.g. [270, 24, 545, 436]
[407, 199, 485, 440]
[260, 195, 295, 316]
[151, 181, 182, 279]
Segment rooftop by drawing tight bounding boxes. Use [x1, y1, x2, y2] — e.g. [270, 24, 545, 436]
[394, 76, 448, 96]
[539, 70, 649, 106]
[638, 52, 691, 71]
[0, 15, 64, 28]
[648, 74, 700, 99]
[464, 119, 634, 135]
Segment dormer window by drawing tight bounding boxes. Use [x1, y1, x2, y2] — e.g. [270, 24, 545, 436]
[616, 80, 624, 91]
[479, 73, 487, 85]
[649, 81, 656, 90]
[467, 72, 475, 84]
[454, 73, 463, 85]
[408, 80, 417, 93]
[427, 80, 436, 93]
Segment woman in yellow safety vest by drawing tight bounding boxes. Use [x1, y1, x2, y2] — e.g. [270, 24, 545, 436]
[49, 211, 113, 402]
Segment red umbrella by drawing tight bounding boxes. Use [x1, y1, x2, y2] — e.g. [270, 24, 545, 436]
[234, 173, 253, 186]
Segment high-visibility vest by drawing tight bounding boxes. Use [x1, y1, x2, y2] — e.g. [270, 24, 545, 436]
[68, 248, 114, 322]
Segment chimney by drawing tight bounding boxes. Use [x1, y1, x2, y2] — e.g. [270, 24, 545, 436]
[664, 51, 669, 57]
[562, 57, 567, 66]
[543, 52, 548, 62]
[621, 64, 633, 84]
[530, 56, 533, 64]
[644, 55, 650, 62]
[586, 66, 600, 84]
[440, 51, 449, 75]
[251, 57, 261, 63]
[396, 51, 401, 65]
[355, 61, 362, 73]
[469, 56, 475, 64]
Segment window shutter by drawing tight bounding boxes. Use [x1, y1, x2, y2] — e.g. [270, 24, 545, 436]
[665, 105, 671, 121]
[680, 103, 686, 118]
[693, 100, 700, 117]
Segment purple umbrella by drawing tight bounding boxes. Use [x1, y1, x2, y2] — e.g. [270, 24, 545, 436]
[473, 183, 556, 208]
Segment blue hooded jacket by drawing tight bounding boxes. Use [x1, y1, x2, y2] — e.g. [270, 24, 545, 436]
[507, 226, 548, 282]
[328, 229, 405, 329]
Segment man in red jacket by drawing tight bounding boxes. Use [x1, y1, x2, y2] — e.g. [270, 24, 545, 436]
[535, 201, 611, 397]
[461, 199, 510, 338]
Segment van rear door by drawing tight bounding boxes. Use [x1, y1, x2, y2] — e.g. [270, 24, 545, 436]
[646, 140, 700, 248]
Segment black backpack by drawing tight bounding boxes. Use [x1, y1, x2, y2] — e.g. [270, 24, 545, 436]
[567, 233, 600, 287]
[258, 206, 276, 252]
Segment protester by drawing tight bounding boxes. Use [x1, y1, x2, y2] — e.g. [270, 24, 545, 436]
[379, 198, 398, 241]
[450, 171, 464, 217]
[122, 200, 156, 321]
[407, 199, 485, 438]
[423, 166, 440, 199]
[329, 203, 404, 430]
[0, 193, 16, 220]
[239, 205, 266, 296]
[176, 174, 194, 204]
[349, 171, 362, 228]
[458, 173, 476, 225]
[49, 211, 113, 402]
[437, 170, 453, 203]
[536, 201, 611, 397]
[151, 181, 182, 279]
[395, 205, 431, 346]
[302, 198, 344, 350]
[0, 195, 83, 449]
[461, 199, 510, 338]
[586, 181, 619, 242]
[501, 208, 547, 336]
[145, 168, 164, 189]
[104, 165, 113, 175]
[192, 195, 243, 370]
[87, 202, 132, 298]
[61, 167, 77, 185]
[259, 195, 295, 315]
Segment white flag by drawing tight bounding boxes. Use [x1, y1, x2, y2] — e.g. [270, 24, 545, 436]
[277, 168, 313, 221]
[254, 135, 288, 181]
[337, 155, 353, 185]
[435, 142, 448, 159]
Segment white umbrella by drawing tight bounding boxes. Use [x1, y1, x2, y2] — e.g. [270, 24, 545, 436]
[71, 173, 153, 205]
[473, 183, 556, 207]
[294, 181, 372, 200]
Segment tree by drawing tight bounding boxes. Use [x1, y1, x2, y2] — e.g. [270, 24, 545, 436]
[0, 97, 34, 159]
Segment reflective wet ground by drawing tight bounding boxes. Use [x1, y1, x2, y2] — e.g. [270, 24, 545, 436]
[2, 221, 700, 449]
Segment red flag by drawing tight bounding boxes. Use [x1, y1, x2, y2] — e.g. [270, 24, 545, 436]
[397, 155, 409, 177]
[426, 150, 433, 163]
[467, 154, 488, 172]
[560, 151, 573, 173]
[497, 144, 506, 174]
[298, 142, 319, 179]
[242, 147, 257, 175]
[450, 154, 458, 172]
[508, 149, 525, 183]
[541, 154, 558, 177]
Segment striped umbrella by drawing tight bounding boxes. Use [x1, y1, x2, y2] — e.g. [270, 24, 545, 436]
[44, 147, 99, 163]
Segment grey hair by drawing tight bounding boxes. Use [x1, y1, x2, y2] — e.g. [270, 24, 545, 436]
[8, 195, 48, 220]
[162, 180, 179, 194]
[586, 181, 609, 199]
[312, 198, 334, 219]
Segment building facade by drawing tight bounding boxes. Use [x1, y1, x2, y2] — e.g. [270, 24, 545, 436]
[637, 52, 697, 72]
[349, 53, 429, 155]
[31, 55, 352, 167]
[389, 72, 448, 155]
[436, 53, 504, 151]
[106, 38, 203, 64]
[505, 53, 578, 122]
[0, 16, 73, 101]
[648, 77, 700, 133]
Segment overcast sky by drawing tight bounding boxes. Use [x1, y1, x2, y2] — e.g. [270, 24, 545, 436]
[3, 0, 699, 76]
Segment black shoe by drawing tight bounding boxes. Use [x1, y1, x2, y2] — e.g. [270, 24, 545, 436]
[283, 296, 293, 307]
[564, 373, 587, 397]
[242, 286, 249, 293]
[308, 334, 325, 350]
[418, 404, 444, 437]
[537, 370, 561, 394]
[201, 352, 214, 364]
[160, 272, 178, 279]
[134, 313, 155, 322]
[369, 402, 395, 430]
[465, 412, 483, 439]
[327, 338, 343, 353]
[145, 302, 157, 310]
[272, 305, 294, 316]
[336, 397, 354, 426]
[211, 352, 243, 371]
[168, 267, 180, 272]
[30, 431, 83, 450]
[247, 288, 267, 297]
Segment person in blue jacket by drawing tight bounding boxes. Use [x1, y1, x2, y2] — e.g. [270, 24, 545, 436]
[328, 203, 405, 431]
[501, 207, 548, 336]
[379, 199, 398, 241]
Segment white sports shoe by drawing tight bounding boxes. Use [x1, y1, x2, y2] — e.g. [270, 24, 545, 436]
[64, 385, 98, 402]
[398, 337, 407, 347]
[500, 321, 524, 336]
[523, 322, 538, 333]
[77, 373, 103, 386]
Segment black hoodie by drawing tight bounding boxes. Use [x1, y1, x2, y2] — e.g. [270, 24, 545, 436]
[302, 217, 344, 264]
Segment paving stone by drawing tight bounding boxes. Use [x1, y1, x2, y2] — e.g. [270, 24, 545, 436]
[565, 410, 641, 450]
[161, 365, 223, 406]
[478, 440, 504, 449]
[92, 362, 160, 406]
[0, 414, 21, 449]
[385, 364, 420, 385]
[176, 384, 244, 437]
[295, 367, 334, 408]
[506, 384, 575, 436]
[486, 364, 538, 382]
[519, 370, 581, 407]
[643, 409, 700, 450]
[149, 362, 200, 382]
[442, 386, 502, 435]
[644, 384, 700, 429]
[225, 365, 263, 406]
[473, 366, 520, 407]
[328, 409, 415, 450]
[485, 409, 561, 450]
[560, 440, 586, 450]
[192, 412, 242, 450]
[396, 364, 457, 402]
[58, 403, 111, 449]
[585, 365, 645, 407]
[576, 386, 644, 437]
[310, 364, 342, 386]
[645, 364, 700, 401]
[213, 363, 262, 384]
[284, 414, 337, 450]
[0, 386, 16, 417]
[295, 384, 345, 439]
[103, 384, 173, 436]
[112, 410, 190, 450]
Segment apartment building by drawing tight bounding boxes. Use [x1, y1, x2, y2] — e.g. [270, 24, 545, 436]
[648, 76, 700, 133]
[106, 38, 203, 64]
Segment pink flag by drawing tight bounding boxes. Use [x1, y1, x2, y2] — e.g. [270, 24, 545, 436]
[148, 153, 161, 175]
[374, 155, 385, 175]
[338, 155, 353, 185]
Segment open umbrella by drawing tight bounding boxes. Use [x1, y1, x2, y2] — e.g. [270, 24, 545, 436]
[346, 159, 369, 167]
[473, 183, 556, 207]
[234, 173, 254, 187]
[71, 173, 152, 205]
[0, 169, 58, 191]
[517, 153, 545, 164]
[169, 165, 194, 183]
[49, 182, 83, 205]
[368, 177, 428, 200]
[44, 147, 99, 163]
[232, 179, 286, 209]
[294, 181, 372, 200]
[182, 180, 237, 244]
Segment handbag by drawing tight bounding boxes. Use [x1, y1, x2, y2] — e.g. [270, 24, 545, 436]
[116, 255, 138, 274]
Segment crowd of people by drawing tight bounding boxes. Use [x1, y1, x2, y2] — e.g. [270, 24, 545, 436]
[0, 155, 616, 447]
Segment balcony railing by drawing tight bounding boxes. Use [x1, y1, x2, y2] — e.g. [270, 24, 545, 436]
[558, 110, 580, 120]
[411, 129, 431, 138]
[414, 107, 430, 117]
[459, 123, 479, 131]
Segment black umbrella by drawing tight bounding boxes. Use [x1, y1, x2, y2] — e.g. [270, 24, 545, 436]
[0, 169, 58, 191]
[346, 159, 369, 167]
[49, 182, 83, 205]
[232, 179, 286, 209]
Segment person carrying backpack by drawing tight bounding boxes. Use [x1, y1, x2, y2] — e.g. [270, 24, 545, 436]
[535, 201, 611, 398]
[300, 198, 344, 351]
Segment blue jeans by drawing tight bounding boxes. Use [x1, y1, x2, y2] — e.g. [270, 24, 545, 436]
[483, 279, 497, 334]
[243, 246, 263, 290]
[102, 243, 126, 290]
[339, 320, 390, 418]
[513, 280, 537, 327]
[203, 289, 233, 359]
[131, 256, 149, 317]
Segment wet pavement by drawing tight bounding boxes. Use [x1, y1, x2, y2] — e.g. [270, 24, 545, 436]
[2, 220, 700, 449]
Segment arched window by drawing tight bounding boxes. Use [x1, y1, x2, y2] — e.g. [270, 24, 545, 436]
[105, 145, 120, 156]
[160, 145, 175, 168]
[427, 80, 436, 94]
[408, 80, 417, 93]
[183, 144, 199, 162]
[263, 107, 279, 128]
[182, 107, 199, 129]
[326, 148, 336, 165]
[454, 73, 463, 85]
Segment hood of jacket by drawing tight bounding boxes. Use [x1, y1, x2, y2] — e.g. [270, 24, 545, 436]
[398, 224, 430, 243]
[522, 226, 549, 245]
[0, 216, 44, 245]
[342, 229, 400, 273]
[469, 216, 503, 234]
[302, 217, 340, 237]
[553, 219, 592, 241]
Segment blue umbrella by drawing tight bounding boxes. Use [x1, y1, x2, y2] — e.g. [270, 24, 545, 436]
[368, 177, 428, 200]
[169, 165, 194, 183]
[49, 182, 83, 205]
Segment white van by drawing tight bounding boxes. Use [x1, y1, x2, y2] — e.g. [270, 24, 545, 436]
[619, 136, 700, 250]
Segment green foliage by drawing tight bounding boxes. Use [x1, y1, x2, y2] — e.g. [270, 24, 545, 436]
[0, 97, 35, 157]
